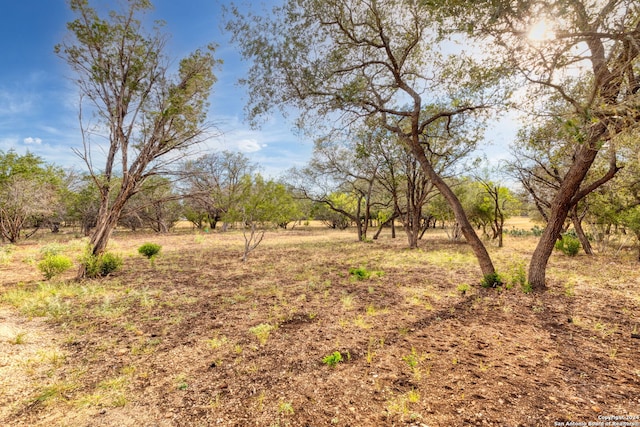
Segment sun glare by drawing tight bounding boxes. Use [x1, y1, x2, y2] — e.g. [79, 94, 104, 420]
[528, 19, 555, 41]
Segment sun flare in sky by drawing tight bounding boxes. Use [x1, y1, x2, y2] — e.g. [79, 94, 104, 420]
[528, 19, 556, 41]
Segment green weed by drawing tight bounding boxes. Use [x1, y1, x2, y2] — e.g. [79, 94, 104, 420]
[322, 351, 343, 367]
[249, 323, 275, 345]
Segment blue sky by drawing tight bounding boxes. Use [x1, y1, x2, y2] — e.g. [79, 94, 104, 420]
[0, 0, 312, 178]
[0, 1, 516, 179]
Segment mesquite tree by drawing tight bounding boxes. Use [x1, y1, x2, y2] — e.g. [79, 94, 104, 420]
[57, 0, 217, 277]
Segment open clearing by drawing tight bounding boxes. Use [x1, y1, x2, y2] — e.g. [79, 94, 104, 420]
[1, 224, 639, 426]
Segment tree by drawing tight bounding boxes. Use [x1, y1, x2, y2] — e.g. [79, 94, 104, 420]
[226, 174, 301, 261]
[368, 130, 435, 248]
[466, 174, 520, 248]
[288, 132, 383, 241]
[181, 151, 256, 230]
[57, 0, 218, 277]
[456, 0, 640, 289]
[0, 151, 64, 243]
[120, 176, 182, 232]
[227, 0, 507, 280]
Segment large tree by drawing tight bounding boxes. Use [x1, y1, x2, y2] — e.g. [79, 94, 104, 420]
[0, 151, 64, 243]
[455, 0, 640, 289]
[57, 0, 218, 277]
[227, 0, 506, 281]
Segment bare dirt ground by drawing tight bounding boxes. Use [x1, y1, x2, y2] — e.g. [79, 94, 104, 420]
[0, 225, 639, 426]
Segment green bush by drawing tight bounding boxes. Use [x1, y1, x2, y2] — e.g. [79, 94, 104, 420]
[138, 243, 162, 259]
[81, 251, 123, 278]
[481, 271, 503, 288]
[554, 234, 580, 256]
[531, 225, 544, 236]
[38, 255, 73, 280]
[349, 267, 371, 280]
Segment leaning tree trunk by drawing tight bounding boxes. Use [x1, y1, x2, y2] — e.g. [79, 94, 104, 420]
[413, 153, 496, 277]
[570, 206, 593, 255]
[76, 191, 131, 279]
[528, 142, 601, 290]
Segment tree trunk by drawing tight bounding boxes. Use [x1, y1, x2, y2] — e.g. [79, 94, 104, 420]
[528, 141, 601, 289]
[416, 156, 495, 277]
[76, 192, 130, 279]
[570, 206, 592, 255]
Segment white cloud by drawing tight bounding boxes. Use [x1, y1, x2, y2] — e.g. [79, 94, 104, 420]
[237, 138, 267, 153]
[23, 137, 42, 145]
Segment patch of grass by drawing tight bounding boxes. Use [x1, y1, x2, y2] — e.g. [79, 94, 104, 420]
[249, 323, 275, 345]
[0, 245, 14, 264]
[175, 373, 189, 390]
[2, 282, 82, 319]
[457, 283, 471, 295]
[278, 400, 295, 415]
[9, 331, 27, 345]
[564, 280, 576, 297]
[33, 381, 78, 405]
[385, 389, 422, 420]
[340, 294, 355, 310]
[207, 335, 228, 350]
[402, 347, 430, 380]
[353, 314, 372, 329]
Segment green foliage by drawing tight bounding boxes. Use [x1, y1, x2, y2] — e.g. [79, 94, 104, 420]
[322, 351, 343, 367]
[480, 272, 503, 288]
[38, 254, 73, 280]
[457, 283, 471, 295]
[506, 225, 544, 237]
[39, 243, 65, 258]
[554, 234, 580, 256]
[81, 251, 123, 278]
[249, 323, 275, 345]
[349, 267, 371, 280]
[504, 261, 528, 292]
[138, 243, 162, 259]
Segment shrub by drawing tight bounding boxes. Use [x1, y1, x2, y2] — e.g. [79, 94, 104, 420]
[554, 234, 580, 256]
[99, 252, 123, 276]
[81, 251, 123, 278]
[531, 225, 544, 236]
[38, 255, 73, 280]
[481, 272, 503, 288]
[506, 261, 527, 290]
[349, 267, 371, 280]
[138, 243, 161, 259]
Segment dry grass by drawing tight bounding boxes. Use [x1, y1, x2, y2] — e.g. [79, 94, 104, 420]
[0, 221, 639, 426]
